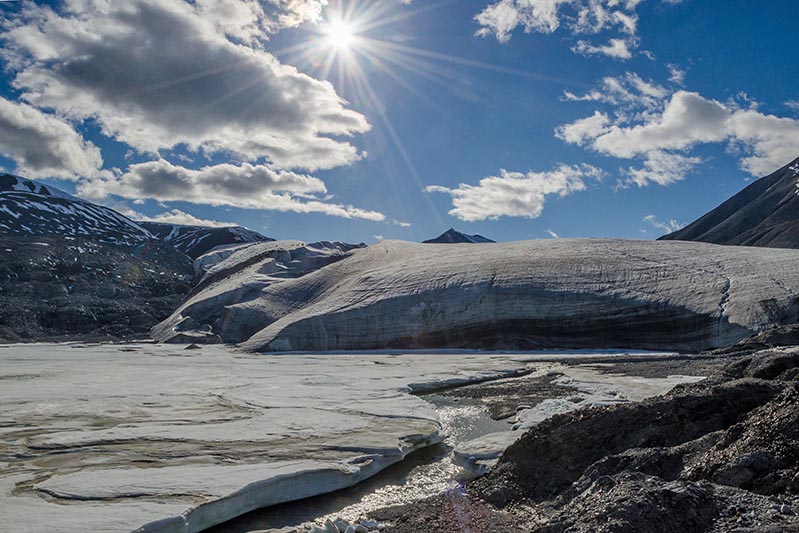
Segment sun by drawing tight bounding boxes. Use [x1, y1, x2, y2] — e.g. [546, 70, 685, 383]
[325, 19, 357, 50]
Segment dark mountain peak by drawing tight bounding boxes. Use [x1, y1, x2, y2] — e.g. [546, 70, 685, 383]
[660, 157, 799, 249]
[138, 222, 274, 259]
[0, 174, 153, 246]
[0, 174, 80, 202]
[423, 228, 496, 244]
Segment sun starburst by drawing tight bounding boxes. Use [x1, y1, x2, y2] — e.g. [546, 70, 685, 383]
[268, 0, 564, 231]
[324, 18, 357, 50]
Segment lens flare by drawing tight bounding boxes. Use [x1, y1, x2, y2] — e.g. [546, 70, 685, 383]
[325, 19, 356, 49]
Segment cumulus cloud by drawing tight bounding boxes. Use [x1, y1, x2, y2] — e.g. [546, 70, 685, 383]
[643, 214, 684, 234]
[78, 159, 385, 221]
[3, 0, 369, 171]
[0, 97, 104, 180]
[558, 75, 799, 184]
[624, 151, 702, 187]
[141, 209, 239, 228]
[189, 0, 329, 41]
[474, 0, 677, 59]
[426, 164, 603, 221]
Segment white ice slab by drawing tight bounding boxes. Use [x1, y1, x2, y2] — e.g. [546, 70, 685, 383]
[0, 343, 546, 533]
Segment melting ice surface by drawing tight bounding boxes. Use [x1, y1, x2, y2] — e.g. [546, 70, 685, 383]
[0, 344, 703, 533]
[210, 393, 511, 531]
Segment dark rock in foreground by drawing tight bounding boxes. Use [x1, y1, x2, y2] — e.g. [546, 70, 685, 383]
[661, 156, 799, 249]
[374, 348, 799, 532]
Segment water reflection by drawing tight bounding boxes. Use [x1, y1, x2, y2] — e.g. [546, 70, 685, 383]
[207, 394, 510, 532]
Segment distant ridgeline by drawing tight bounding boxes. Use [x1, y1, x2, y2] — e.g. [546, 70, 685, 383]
[424, 228, 496, 244]
[139, 222, 274, 259]
[0, 174, 272, 257]
[661, 156, 799, 249]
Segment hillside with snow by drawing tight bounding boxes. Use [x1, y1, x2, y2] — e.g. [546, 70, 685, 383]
[0, 175, 194, 341]
[0, 174, 154, 246]
[139, 222, 273, 259]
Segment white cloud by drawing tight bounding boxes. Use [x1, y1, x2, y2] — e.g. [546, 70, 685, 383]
[426, 164, 603, 222]
[556, 111, 612, 145]
[643, 214, 684, 234]
[623, 151, 701, 187]
[79, 159, 386, 221]
[786, 100, 799, 113]
[475, 0, 570, 42]
[562, 72, 669, 116]
[667, 64, 686, 85]
[546, 228, 560, 238]
[572, 38, 633, 59]
[3, 0, 369, 171]
[474, 0, 678, 60]
[558, 83, 799, 183]
[141, 208, 238, 228]
[0, 96, 104, 180]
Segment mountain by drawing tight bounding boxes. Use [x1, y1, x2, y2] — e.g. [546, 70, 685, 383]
[153, 239, 799, 353]
[139, 222, 273, 259]
[423, 228, 496, 244]
[0, 174, 153, 246]
[0, 174, 193, 342]
[660, 157, 799, 248]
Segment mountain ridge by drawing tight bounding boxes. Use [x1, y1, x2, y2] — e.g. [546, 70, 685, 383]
[138, 222, 274, 259]
[660, 157, 799, 248]
[423, 228, 496, 244]
[0, 174, 154, 246]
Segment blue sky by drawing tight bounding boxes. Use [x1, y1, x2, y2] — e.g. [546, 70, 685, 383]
[0, 0, 797, 244]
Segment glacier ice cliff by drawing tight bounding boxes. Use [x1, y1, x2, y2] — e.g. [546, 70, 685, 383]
[153, 239, 799, 352]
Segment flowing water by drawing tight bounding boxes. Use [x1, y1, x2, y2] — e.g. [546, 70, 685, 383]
[207, 392, 512, 532]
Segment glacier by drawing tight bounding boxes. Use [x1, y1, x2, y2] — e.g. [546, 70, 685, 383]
[154, 239, 799, 353]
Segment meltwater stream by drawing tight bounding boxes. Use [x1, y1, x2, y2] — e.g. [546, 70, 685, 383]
[207, 391, 512, 532]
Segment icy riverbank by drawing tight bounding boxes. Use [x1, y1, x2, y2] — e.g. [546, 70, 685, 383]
[0, 344, 704, 532]
[0, 343, 549, 532]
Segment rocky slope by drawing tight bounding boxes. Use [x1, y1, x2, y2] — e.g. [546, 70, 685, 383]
[0, 174, 153, 246]
[661, 157, 799, 248]
[371, 347, 799, 532]
[423, 228, 496, 244]
[139, 221, 273, 259]
[0, 234, 193, 342]
[153, 238, 799, 353]
[0, 175, 195, 341]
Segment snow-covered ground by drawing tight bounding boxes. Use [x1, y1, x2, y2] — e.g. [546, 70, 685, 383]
[0, 344, 702, 532]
